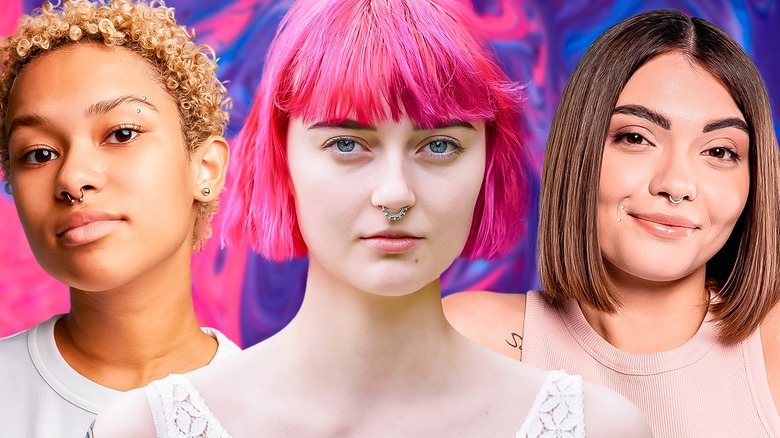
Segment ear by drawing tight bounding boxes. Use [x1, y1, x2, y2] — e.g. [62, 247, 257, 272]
[192, 135, 230, 202]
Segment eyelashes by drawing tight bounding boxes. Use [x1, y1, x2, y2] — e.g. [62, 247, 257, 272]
[322, 135, 465, 162]
[610, 130, 742, 162]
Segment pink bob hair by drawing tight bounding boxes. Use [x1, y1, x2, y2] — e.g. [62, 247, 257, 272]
[221, 0, 528, 261]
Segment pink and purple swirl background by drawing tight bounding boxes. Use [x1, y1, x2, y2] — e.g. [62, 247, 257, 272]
[1, 0, 778, 347]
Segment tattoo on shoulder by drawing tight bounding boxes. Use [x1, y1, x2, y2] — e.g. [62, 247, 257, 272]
[506, 332, 523, 352]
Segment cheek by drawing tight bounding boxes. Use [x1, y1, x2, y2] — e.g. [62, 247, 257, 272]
[703, 173, 749, 228]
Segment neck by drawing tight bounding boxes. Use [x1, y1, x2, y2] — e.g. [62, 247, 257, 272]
[273, 259, 463, 396]
[580, 263, 710, 353]
[55, 247, 217, 390]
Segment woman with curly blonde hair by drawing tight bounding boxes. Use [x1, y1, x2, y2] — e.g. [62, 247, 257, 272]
[0, 0, 238, 435]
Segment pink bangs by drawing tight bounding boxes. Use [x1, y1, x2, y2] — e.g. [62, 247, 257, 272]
[221, 0, 528, 261]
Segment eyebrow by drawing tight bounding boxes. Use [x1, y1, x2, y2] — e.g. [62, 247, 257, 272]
[613, 104, 749, 135]
[5, 113, 48, 137]
[703, 117, 748, 134]
[6, 95, 158, 137]
[308, 119, 476, 131]
[86, 95, 158, 116]
[613, 105, 671, 130]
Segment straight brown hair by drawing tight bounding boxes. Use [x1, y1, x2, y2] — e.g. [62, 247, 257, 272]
[539, 9, 780, 343]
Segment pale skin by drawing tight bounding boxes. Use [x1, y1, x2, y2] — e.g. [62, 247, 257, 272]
[95, 117, 651, 436]
[444, 52, 780, 414]
[5, 43, 229, 390]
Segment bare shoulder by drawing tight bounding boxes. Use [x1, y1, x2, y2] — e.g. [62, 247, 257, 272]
[761, 301, 780, 413]
[582, 381, 653, 437]
[91, 388, 156, 437]
[443, 291, 527, 361]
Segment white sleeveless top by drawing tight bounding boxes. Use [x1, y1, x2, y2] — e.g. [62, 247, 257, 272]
[145, 370, 585, 437]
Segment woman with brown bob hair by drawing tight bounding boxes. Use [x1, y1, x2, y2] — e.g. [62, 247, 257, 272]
[445, 8, 780, 437]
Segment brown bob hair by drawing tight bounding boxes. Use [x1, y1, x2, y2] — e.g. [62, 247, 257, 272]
[539, 9, 780, 343]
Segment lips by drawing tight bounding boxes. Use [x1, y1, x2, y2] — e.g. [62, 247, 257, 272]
[628, 212, 699, 239]
[55, 209, 124, 246]
[361, 230, 422, 253]
[629, 212, 699, 229]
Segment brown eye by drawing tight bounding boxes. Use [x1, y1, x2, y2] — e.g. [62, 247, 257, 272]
[105, 126, 141, 144]
[624, 133, 645, 144]
[707, 147, 734, 159]
[24, 148, 59, 164]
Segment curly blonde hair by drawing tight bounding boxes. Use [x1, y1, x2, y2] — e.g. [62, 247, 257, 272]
[0, 0, 230, 247]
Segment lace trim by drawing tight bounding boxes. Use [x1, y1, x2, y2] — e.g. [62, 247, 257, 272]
[516, 370, 586, 438]
[149, 374, 232, 438]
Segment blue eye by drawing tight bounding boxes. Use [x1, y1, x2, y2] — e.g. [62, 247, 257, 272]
[336, 139, 356, 152]
[418, 137, 463, 161]
[428, 140, 450, 154]
[24, 148, 59, 164]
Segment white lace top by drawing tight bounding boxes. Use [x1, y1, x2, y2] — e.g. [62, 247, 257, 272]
[146, 370, 584, 437]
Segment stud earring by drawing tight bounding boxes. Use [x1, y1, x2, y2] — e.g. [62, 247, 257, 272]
[4, 182, 11, 195]
[202, 187, 211, 196]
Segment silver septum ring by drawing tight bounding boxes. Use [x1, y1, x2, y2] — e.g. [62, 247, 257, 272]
[668, 195, 684, 204]
[381, 206, 409, 222]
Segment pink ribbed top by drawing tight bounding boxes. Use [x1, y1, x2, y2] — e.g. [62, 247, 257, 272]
[523, 290, 780, 438]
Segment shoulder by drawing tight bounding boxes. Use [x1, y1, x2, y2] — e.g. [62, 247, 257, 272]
[443, 291, 527, 361]
[201, 327, 242, 359]
[0, 327, 30, 354]
[581, 379, 653, 437]
[92, 387, 156, 437]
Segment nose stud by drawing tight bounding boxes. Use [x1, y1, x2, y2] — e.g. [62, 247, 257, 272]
[62, 188, 85, 205]
[668, 195, 684, 204]
[381, 206, 409, 222]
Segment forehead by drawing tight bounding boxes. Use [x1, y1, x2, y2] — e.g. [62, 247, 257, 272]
[616, 52, 744, 125]
[7, 43, 171, 120]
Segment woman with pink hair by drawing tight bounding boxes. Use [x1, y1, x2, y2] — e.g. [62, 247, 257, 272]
[94, 0, 650, 436]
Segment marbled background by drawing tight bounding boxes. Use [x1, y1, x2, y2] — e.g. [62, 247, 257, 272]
[1, 0, 777, 346]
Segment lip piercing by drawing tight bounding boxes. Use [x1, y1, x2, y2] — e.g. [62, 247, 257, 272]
[381, 206, 409, 222]
[669, 195, 684, 204]
[62, 188, 85, 205]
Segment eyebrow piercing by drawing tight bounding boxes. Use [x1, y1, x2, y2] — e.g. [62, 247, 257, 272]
[141, 96, 147, 101]
[136, 108, 142, 113]
[669, 195, 684, 204]
[62, 188, 85, 205]
[381, 206, 409, 222]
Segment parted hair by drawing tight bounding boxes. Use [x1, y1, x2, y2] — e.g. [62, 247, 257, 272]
[539, 9, 780, 343]
[221, 0, 528, 261]
[0, 0, 230, 244]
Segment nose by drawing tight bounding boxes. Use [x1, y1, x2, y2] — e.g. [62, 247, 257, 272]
[54, 142, 104, 205]
[370, 155, 416, 215]
[648, 147, 697, 203]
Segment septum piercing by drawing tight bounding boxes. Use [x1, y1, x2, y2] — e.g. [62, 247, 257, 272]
[62, 188, 85, 205]
[669, 195, 684, 204]
[381, 206, 409, 222]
